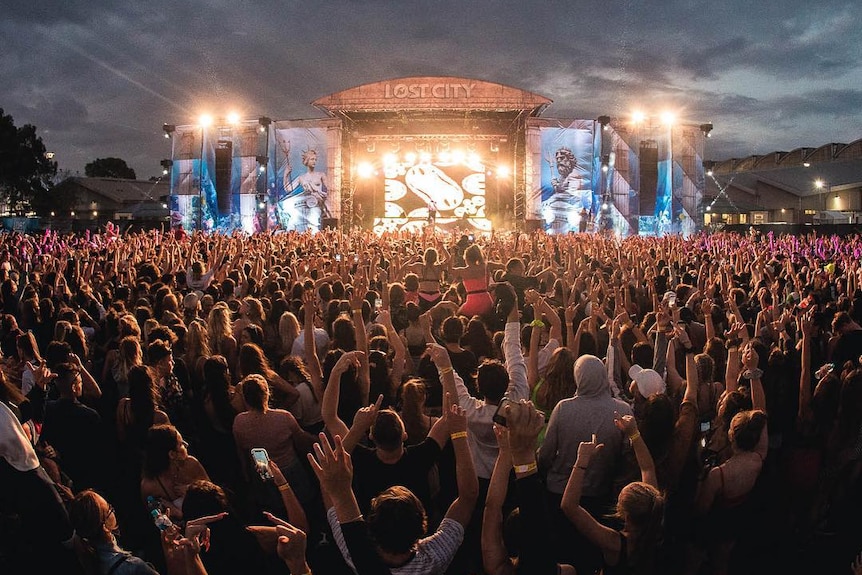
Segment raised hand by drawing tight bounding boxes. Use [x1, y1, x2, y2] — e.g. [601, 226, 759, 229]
[447, 397, 467, 435]
[353, 394, 384, 431]
[575, 434, 604, 469]
[505, 400, 545, 455]
[613, 411, 638, 437]
[426, 342, 453, 370]
[742, 344, 759, 371]
[307, 433, 353, 492]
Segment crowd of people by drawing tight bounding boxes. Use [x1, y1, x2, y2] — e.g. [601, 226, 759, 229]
[1, 224, 862, 575]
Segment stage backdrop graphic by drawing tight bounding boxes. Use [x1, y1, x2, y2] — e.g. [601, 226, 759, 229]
[169, 122, 262, 233]
[372, 142, 493, 235]
[272, 120, 341, 232]
[527, 120, 597, 234]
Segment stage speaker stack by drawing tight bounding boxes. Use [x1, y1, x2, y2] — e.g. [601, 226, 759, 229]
[215, 141, 233, 215]
[639, 142, 658, 216]
[525, 219, 543, 232]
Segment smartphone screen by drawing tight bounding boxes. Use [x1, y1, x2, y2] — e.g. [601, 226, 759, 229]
[374, 298, 383, 311]
[492, 397, 511, 427]
[251, 448, 273, 480]
[336, 254, 342, 262]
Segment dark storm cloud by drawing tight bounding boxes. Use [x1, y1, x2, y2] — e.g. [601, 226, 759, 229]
[1, 0, 861, 175]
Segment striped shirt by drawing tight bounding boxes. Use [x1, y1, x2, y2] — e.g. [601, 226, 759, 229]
[327, 507, 465, 575]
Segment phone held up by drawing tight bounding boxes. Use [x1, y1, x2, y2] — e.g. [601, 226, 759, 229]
[251, 448, 273, 480]
[492, 395, 512, 427]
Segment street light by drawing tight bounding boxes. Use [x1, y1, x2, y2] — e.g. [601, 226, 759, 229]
[815, 179, 830, 219]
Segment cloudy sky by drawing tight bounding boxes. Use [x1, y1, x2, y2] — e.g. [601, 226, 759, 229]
[2, 0, 861, 179]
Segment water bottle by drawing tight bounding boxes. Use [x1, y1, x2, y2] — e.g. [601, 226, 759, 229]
[147, 496, 174, 532]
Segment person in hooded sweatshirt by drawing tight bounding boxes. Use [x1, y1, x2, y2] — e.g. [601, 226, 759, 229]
[538, 354, 633, 574]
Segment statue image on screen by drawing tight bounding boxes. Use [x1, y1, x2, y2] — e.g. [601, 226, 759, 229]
[275, 130, 330, 231]
[550, 147, 590, 211]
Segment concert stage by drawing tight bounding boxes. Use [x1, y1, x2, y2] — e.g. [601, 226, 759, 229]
[165, 77, 708, 237]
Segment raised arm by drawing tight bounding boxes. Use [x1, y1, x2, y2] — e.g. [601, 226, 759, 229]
[444, 402, 480, 528]
[377, 309, 405, 395]
[482, 426, 515, 575]
[350, 279, 370, 404]
[614, 413, 658, 489]
[322, 351, 362, 440]
[302, 290, 324, 402]
[560, 437, 621, 557]
[798, 312, 814, 426]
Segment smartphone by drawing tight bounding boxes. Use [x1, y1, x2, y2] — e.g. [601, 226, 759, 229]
[336, 254, 342, 262]
[251, 448, 273, 480]
[468, 234, 475, 242]
[700, 421, 711, 433]
[492, 396, 511, 427]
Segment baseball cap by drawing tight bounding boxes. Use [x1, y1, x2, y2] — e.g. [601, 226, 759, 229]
[629, 364, 666, 398]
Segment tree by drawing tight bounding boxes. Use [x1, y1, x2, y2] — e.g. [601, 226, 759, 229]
[0, 108, 57, 215]
[85, 157, 136, 180]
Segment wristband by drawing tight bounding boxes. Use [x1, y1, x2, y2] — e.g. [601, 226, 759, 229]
[352, 308, 362, 314]
[530, 319, 545, 328]
[513, 462, 537, 474]
[277, 483, 291, 492]
[742, 368, 763, 380]
[450, 431, 468, 440]
[628, 431, 641, 443]
[439, 367, 454, 376]
[575, 465, 589, 471]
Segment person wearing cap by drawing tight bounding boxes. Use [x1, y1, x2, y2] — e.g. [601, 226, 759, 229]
[538, 354, 633, 573]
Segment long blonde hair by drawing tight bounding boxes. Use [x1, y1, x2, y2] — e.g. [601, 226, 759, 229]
[279, 311, 300, 356]
[207, 303, 233, 356]
[116, 336, 143, 384]
[185, 322, 211, 374]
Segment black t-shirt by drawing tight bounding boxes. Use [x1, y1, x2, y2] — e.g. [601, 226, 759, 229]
[500, 273, 540, 310]
[41, 398, 104, 489]
[351, 437, 442, 514]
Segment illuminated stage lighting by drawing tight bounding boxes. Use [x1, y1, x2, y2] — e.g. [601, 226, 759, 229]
[803, 162, 811, 167]
[199, 114, 213, 127]
[357, 162, 374, 178]
[405, 152, 417, 163]
[160, 159, 173, 175]
[226, 112, 241, 125]
[631, 111, 646, 124]
[420, 152, 432, 163]
[383, 153, 398, 165]
[699, 123, 713, 138]
[497, 165, 510, 178]
[452, 150, 466, 164]
[258, 116, 272, 133]
[468, 152, 481, 164]
[161, 203, 168, 209]
[706, 205, 711, 212]
[258, 201, 266, 209]
[703, 160, 715, 177]
[660, 111, 675, 126]
[602, 202, 609, 211]
[439, 151, 451, 163]
[162, 123, 176, 138]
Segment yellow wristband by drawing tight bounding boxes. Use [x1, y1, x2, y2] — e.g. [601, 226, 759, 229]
[352, 308, 362, 314]
[450, 431, 468, 440]
[628, 431, 641, 443]
[277, 483, 291, 492]
[439, 367, 454, 376]
[513, 462, 537, 474]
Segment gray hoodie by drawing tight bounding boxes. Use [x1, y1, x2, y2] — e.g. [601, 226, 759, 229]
[538, 355, 633, 496]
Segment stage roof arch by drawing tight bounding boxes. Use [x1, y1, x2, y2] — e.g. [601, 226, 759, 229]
[312, 76, 552, 115]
